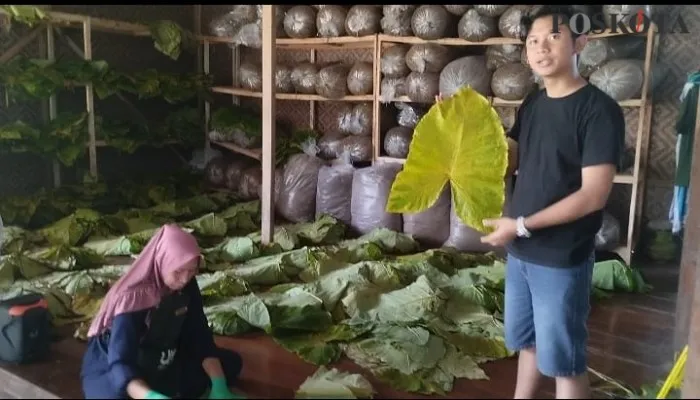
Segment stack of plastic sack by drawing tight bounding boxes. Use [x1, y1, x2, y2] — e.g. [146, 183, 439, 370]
[315, 150, 355, 225]
[277, 139, 326, 223]
[350, 163, 403, 234]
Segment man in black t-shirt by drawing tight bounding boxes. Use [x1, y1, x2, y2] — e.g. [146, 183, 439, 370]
[478, 5, 625, 399]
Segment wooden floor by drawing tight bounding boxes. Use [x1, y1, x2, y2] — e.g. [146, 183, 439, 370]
[0, 263, 679, 399]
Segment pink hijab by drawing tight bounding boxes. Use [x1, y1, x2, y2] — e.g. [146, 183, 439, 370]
[87, 224, 201, 338]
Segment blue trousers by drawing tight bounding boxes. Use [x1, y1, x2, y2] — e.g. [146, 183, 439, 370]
[82, 347, 242, 399]
[503, 253, 594, 377]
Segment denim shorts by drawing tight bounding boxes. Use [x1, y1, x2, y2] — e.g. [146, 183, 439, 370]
[504, 252, 594, 377]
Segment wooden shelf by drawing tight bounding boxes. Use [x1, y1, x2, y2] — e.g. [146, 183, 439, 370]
[211, 141, 262, 161]
[211, 87, 373, 102]
[200, 34, 376, 50]
[378, 29, 645, 46]
[389, 96, 643, 108]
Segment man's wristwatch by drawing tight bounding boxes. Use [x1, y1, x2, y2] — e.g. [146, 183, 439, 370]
[516, 216, 531, 238]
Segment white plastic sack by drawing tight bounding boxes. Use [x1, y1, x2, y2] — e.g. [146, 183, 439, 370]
[595, 211, 621, 251]
[498, 5, 530, 39]
[277, 139, 326, 223]
[474, 5, 509, 17]
[411, 5, 451, 40]
[381, 45, 410, 78]
[458, 9, 498, 42]
[395, 102, 428, 128]
[486, 44, 523, 71]
[350, 164, 403, 234]
[276, 65, 294, 93]
[340, 135, 372, 162]
[291, 63, 318, 94]
[439, 56, 492, 98]
[316, 64, 350, 99]
[316, 151, 355, 224]
[444, 5, 471, 15]
[318, 132, 346, 160]
[284, 5, 317, 39]
[589, 59, 644, 101]
[406, 44, 452, 73]
[347, 61, 374, 95]
[403, 187, 451, 247]
[316, 5, 347, 37]
[381, 5, 415, 36]
[345, 5, 382, 36]
[380, 77, 406, 103]
[239, 61, 262, 91]
[238, 166, 262, 200]
[491, 63, 536, 101]
[383, 126, 413, 158]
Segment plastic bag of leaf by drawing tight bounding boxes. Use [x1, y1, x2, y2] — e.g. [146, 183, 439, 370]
[291, 63, 318, 94]
[209, 5, 257, 37]
[277, 138, 326, 223]
[395, 102, 428, 129]
[405, 72, 440, 103]
[276, 65, 294, 93]
[474, 5, 509, 17]
[595, 211, 621, 251]
[239, 61, 262, 91]
[458, 9, 498, 42]
[350, 164, 403, 234]
[205, 156, 229, 187]
[487, 44, 523, 70]
[404, 186, 451, 247]
[380, 77, 406, 103]
[347, 61, 374, 96]
[498, 5, 530, 39]
[444, 178, 511, 254]
[256, 167, 284, 203]
[233, 22, 262, 49]
[225, 158, 252, 191]
[406, 44, 452, 74]
[578, 36, 645, 77]
[284, 5, 317, 39]
[444, 5, 471, 15]
[411, 5, 452, 40]
[317, 131, 346, 160]
[345, 5, 382, 37]
[491, 63, 536, 101]
[589, 59, 644, 101]
[439, 56, 492, 98]
[238, 166, 262, 201]
[381, 45, 410, 79]
[381, 5, 415, 36]
[339, 135, 372, 163]
[383, 126, 413, 158]
[315, 150, 355, 224]
[349, 103, 373, 136]
[316, 64, 350, 99]
[316, 5, 347, 37]
[255, 5, 288, 38]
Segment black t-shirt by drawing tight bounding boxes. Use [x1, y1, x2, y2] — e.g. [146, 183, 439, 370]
[506, 84, 625, 268]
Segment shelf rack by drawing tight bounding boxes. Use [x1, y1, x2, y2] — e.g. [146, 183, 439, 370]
[1, 9, 202, 185]
[372, 27, 659, 265]
[1, 6, 660, 258]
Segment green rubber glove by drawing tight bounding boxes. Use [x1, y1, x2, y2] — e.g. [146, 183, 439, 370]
[144, 390, 170, 400]
[208, 376, 244, 399]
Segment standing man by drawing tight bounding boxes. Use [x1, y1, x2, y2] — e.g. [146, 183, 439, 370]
[480, 5, 625, 399]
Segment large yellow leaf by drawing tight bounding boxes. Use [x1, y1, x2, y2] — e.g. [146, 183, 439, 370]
[386, 86, 508, 233]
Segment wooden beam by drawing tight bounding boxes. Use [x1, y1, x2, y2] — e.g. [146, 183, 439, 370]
[260, 5, 277, 244]
[0, 25, 43, 63]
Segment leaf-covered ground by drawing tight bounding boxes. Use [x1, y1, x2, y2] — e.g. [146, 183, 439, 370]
[0, 186, 651, 396]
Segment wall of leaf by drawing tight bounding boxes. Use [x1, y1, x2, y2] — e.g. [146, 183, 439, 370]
[0, 5, 201, 196]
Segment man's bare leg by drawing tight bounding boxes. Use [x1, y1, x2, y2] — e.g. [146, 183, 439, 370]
[514, 348, 543, 399]
[555, 373, 590, 399]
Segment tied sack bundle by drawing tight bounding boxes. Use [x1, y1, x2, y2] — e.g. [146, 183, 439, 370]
[381, 5, 416, 36]
[439, 55, 492, 98]
[443, 177, 512, 254]
[204, 156, 228, 187]
[350, 164, 403, 234]
[277, 139, 326, 223]
[315, 150, 355, 224]
[403, 186, 451, 247]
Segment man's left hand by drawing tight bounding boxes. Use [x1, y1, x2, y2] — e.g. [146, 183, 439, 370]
[480, 217, 518, 247]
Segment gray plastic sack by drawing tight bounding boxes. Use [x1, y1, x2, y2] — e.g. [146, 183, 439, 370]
[350, 164, 403, 234]
[315, 151, 355, 224]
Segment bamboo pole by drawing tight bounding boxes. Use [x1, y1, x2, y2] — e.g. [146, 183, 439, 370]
[82, 17, 97, 178]
[260, 5, 277, 244]
[46, 23, 61, 188]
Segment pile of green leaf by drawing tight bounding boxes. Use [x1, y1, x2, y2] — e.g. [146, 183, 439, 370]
[0, 57, 212, 104]
[0, 106, 201, 164]
[0, 170, 210, 228]
[0, 192, 652, 396]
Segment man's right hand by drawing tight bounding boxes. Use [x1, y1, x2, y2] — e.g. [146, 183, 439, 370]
[434, 93, 445, 103]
